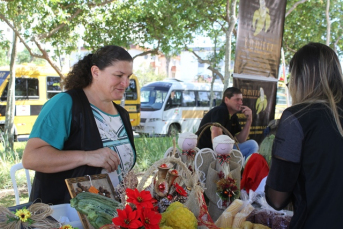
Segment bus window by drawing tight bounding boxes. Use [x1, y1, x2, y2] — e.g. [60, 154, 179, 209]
[182, 91, 196, 107]
[125, 79, 137, 100]
[47, 76, 61, 99]
[165, 91, 181, 110]
[213, 91, 222, 106]
[198, 91, 210, 107]
[1, 78, 39, 100]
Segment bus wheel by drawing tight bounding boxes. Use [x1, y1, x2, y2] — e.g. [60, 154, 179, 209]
[167, 124, 179, 137]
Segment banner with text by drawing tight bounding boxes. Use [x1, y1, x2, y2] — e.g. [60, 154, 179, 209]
[233, 0, 287, 143]
[234, 0, 287, 78]
[234, 77, 277, 144]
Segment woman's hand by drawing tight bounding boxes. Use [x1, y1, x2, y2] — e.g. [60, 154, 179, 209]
[85, 147, 120, 172]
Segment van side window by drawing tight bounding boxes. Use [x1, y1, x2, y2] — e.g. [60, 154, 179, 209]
[182, 91, 196, 107]
[47, 76, 61, 99]
[1, 78, 39, 100]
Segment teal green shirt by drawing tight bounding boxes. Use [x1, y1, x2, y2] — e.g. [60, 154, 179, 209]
[29, 93, 72, 150]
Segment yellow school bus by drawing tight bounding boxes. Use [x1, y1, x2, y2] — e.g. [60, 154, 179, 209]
[275, 81, 291, 119]
[0, 65, 141, 138]
[0, 66, 62, 139]
[114, 74, 141, 129]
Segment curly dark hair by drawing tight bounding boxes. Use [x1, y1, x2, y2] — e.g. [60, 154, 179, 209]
[63, 45, 133, 90]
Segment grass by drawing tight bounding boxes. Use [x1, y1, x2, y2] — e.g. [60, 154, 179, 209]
[0, 136, 174, 207]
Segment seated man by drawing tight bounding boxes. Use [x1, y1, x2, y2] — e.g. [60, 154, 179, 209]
[196, 87, 259, 159]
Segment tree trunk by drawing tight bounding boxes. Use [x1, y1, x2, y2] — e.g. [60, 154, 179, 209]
[325, 0, 330, 45]
[4, 31, 17, 154]
[210, 34, 218, 109]
[223, 0, 237, 89]
[166, 55, 171, 78]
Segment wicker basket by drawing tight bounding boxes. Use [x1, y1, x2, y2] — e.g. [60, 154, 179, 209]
[196, 122, 240, 151]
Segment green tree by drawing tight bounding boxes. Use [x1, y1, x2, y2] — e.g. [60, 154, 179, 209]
[135, 64, 167, 87]
[0, 0, 116, 79]
[0, 30, 10, 66]
[16, 49, 47, 65]
[16, 49, 32, 64]
[0, 0, 116, 150]
[283, 0, 343, 61]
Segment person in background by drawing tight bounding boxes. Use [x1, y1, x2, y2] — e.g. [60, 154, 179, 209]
[265, 42, 343, 228]
[22, 45, 136, 205]
[165, 90, 175, 110]
[196, 87, 259, 159]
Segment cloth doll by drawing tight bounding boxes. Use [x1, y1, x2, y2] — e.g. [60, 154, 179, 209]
[178, 132, 198, 172]
[213, 135, 235, 178]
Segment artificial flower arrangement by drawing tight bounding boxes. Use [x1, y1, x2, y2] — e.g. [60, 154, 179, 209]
[111, 188, 161, 229]
[216, 171, 239, 207]
[10, 207, 34, 224]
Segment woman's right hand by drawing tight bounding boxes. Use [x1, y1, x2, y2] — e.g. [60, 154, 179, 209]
[85, 147, 120, 173]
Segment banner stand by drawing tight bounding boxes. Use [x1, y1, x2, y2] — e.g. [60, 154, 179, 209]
[233, 73, 278, 144]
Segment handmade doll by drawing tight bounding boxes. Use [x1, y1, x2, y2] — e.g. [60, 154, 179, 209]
[195, 135, 244, 221]
[178, 132, 198, 172]
[213, 135, 235, 178]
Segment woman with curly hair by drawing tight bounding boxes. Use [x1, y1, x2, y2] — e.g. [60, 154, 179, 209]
[265, 42, 343, 228]
[22, 45, 136, 205]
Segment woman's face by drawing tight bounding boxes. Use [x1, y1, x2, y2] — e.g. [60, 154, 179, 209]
[93, 60, 133, 101]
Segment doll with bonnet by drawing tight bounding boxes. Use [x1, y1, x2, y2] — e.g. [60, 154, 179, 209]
[177, 132, 199, 172]
[194, 134, 244, 221]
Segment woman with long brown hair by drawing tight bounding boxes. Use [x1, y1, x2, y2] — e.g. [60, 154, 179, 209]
[265, 42, 343, 228]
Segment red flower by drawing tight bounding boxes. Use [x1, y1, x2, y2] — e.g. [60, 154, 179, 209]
[140, 207, 162, 229]
[112, 205, 143, 229]
[174, 183, 188, 197]
[126, 188, 154, 210]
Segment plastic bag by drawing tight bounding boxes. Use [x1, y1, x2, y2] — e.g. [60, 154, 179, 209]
[245, 195, 292, 229]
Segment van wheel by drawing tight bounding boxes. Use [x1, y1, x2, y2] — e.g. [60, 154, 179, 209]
[167, 124, 179, 137]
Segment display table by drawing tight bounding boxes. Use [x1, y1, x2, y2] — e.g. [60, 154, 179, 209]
[50, 204, 83, 229]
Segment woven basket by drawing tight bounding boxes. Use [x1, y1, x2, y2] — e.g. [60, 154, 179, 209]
[196, 122, 240, 151]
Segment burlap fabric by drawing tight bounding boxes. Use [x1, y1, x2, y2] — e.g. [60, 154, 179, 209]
[205, 160, 241, 221]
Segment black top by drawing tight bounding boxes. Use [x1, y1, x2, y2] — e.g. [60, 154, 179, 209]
[196, 102, 241, 149]
[266, 102, 343, 229]
[30, 88, 136, 205]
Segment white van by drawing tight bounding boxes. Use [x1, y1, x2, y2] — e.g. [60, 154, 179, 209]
[135, 79, 224, 136]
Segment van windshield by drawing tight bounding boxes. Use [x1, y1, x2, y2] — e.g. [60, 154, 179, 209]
[141, 85, 170, 111]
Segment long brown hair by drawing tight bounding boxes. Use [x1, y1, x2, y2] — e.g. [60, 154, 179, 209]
[289, 42, 343, 136]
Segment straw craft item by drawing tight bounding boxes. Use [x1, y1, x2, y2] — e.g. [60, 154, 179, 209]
[0, 202, 60, 229]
